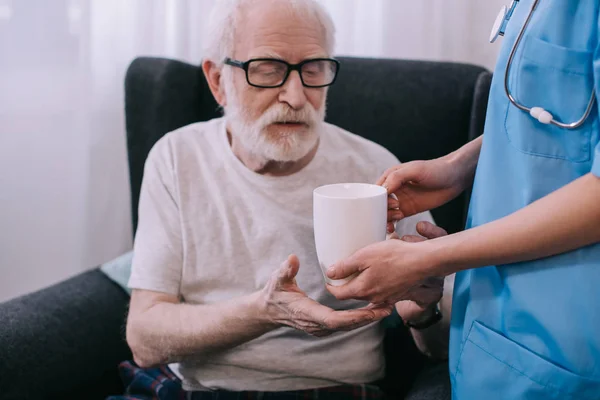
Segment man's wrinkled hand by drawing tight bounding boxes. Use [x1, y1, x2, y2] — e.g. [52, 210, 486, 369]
[260, 255, 393, 337]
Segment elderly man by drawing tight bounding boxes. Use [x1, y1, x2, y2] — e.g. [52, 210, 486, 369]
[113, 0, 447, 399]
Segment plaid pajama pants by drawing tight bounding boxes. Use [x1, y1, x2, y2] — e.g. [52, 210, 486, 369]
[106, 361, 388, 400]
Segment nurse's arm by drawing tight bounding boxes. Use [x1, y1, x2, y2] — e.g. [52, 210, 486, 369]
[427, 173, 600, 276]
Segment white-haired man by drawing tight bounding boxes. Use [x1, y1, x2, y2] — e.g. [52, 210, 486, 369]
[112, 0, 447, 399]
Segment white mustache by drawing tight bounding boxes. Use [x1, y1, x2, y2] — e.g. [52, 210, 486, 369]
[259, 105, 320, 128]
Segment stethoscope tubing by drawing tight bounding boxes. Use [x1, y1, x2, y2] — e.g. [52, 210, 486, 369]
[501, 0, 595, 129]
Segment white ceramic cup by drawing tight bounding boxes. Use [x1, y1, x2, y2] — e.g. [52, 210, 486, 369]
[313, 183, 388, 286]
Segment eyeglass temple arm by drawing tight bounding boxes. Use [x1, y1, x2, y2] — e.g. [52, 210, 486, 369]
[224, 58, 245, 68]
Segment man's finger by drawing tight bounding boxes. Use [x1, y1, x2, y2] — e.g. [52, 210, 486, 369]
[277, 254, 300, 283]
[291, 298, 387, 332]
[363, 303, 395, 315]
[416, 221, 448, 239]
[401, 235, 426, 243]
[323, 306, 392, 330]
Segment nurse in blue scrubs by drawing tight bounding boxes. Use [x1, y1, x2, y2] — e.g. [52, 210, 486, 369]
[326, 1, 600, 398]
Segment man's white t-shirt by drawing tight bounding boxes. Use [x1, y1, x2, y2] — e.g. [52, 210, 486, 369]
[129, 117, 434, 392]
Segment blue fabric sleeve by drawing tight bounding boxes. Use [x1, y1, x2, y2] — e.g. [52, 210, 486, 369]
[593, 6, 600, 177]
[592, 142, 600, 177]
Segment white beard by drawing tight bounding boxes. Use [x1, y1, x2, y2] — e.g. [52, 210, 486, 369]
[222, 72, 326, 163]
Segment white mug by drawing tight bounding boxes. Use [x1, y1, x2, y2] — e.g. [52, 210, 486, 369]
[313, 183, 388, 286]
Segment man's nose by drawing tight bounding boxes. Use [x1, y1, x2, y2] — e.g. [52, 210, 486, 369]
[278, 70, 308, 110]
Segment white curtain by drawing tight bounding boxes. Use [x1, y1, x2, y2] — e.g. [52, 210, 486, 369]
[0, 0, 506, 302]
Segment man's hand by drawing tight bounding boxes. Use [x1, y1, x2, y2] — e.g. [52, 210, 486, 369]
[326, 222, 447, 305]
[260, 255, 393, 337]
[391, 223, 448, 322]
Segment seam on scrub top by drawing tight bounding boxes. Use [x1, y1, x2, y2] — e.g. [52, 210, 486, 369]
[508, 144, 581, 161]
[453, 320, 476, 377]
[466, 338, 590, 400]
[520, 35, 592, 77]
[521, 55, 591, 76]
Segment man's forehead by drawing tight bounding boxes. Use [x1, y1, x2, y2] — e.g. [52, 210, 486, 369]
[234, 4, 327, 61]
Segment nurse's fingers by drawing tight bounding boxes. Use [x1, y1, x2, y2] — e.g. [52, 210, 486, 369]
[380, 163, 424, 194]
[326, 254, 364, 281]
[387, 222, 396, 234]
[327, 280, 363, 301]
[387, 193, 402, 230]
[376, 165, 400, 186]
[388, 209, 405, 222]
[416, 221, 448, 239]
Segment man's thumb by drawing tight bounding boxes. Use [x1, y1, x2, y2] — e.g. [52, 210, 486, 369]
[278, 254, 300, 282]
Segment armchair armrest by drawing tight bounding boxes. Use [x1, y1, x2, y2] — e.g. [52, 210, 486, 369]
[405, 361, 451, 400]
[0, 269, 131, 399]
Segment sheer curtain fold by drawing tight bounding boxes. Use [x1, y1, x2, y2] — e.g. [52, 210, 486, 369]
[0, 0, 504, 302]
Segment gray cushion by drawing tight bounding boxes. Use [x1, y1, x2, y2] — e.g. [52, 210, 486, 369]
[100, 251, 133, 294]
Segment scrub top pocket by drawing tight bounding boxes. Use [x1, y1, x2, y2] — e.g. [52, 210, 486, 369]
[453, 321, 600, 400]
[504, 35, 594, 162]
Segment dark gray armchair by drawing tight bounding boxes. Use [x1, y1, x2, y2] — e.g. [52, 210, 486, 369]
[0, 56, 491, 400]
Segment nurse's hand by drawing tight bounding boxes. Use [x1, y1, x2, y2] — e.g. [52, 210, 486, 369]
[379, 155, 475, 233]
[327, 222, 447, 305]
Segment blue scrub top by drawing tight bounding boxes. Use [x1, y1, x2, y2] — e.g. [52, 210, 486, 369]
[450, 1, 600, 399]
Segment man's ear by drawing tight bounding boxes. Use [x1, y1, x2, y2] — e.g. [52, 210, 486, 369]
[202, 59, 227, 107]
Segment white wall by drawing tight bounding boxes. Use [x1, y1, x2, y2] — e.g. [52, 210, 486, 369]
[0, 0, 507, 303]
[321, 0, 506, 71]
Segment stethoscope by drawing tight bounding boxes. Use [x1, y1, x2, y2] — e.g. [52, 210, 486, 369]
[490, 0, 596, 129]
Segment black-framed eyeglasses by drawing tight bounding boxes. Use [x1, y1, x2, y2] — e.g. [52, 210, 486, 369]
[224, 57, 340, 88]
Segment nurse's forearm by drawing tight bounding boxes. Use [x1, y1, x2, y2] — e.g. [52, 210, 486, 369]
[447, 135, 483, 188]
[427, 173, 600, 275]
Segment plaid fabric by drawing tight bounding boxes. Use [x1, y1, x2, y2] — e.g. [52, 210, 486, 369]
[107, 361, 388, 400]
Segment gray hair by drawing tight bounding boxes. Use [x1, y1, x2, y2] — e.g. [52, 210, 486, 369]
[203, 0, 336, 65]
